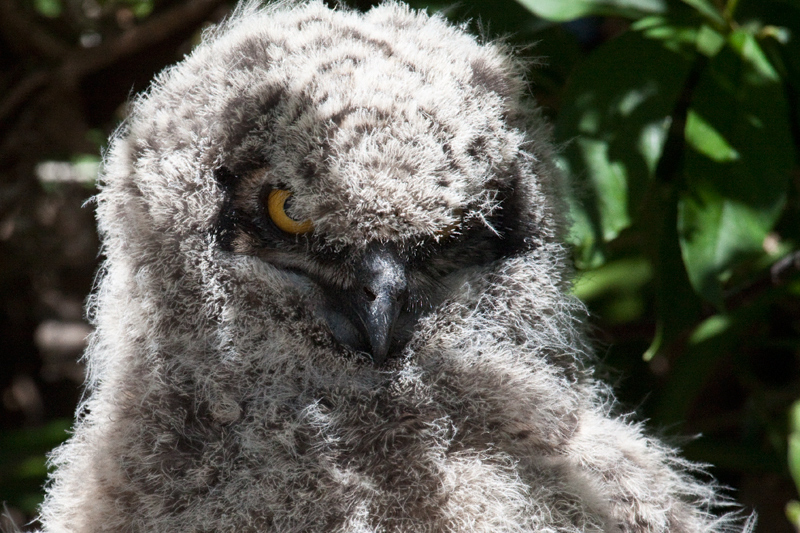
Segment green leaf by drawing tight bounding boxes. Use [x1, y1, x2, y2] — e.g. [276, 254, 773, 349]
[786, 500, 800, 528]
[742, 0, 800, 85]
[685, 110, 740, 162]
[653, 312, 736, 425]
[557, 30, 692, 252]
[643, 183, 703, 361]
[679, 187, 776, 306]
[678, 31, 793, 307]
[563, 159, 607, 268]
[424, 0, 547, 36]
[634, 16, 700, 53]
[729, 30, 780, 81]
[652, 293, 766, 426]
[572, 256, 653, 301]
[679, 0, 725, 27]
[753, 2, 800, 243]
[574, 256, 653, 323]
[790, 400, 800, 435]
[577, 138, 632, 241]
[688, 313, 731, 344]
[696, 24, 725, 57]
[515, 0, 665, 22]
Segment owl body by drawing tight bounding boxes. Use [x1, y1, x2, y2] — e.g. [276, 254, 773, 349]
[39, 2, 746, 532]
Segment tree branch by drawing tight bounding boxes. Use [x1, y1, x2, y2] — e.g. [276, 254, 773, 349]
[0, 0, 227, 127]
[63, 0, 228, 79]
[0, 71, 50, 126]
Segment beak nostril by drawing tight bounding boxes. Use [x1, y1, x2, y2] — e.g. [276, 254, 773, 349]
[363, 287, 377, 301]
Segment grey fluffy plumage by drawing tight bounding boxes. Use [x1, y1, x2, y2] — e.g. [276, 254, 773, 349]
[38, 2, 752, 531]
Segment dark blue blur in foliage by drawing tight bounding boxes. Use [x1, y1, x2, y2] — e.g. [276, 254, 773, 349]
[0, 0, 798, 531]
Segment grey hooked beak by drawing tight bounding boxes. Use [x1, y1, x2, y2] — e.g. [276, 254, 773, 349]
[351, 243, 408, 365]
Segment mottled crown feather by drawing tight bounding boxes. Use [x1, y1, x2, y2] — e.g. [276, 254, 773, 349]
[101, 0, 561, 259]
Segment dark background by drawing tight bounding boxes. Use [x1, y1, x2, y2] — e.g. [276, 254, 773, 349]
[1, 0, 799, 530]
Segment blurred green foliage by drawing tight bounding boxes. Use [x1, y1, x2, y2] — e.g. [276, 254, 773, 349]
[29, 0, 155, 18]
[2, 0, 799, 530]
[0, 420, 71, 515]
[515, 0, 800, 528]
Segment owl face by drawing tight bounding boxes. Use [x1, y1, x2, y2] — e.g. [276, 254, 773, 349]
[213, 159, 528, 364]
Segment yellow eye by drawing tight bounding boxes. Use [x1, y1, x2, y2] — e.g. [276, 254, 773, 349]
[266, 189, 313, 234]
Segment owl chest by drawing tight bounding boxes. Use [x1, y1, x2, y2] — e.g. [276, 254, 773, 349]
[110, 351, 581, 533]
[237, 405, 538, 532]
[121, 398, 537, 532]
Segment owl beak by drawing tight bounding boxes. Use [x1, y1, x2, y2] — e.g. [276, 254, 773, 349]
[353, 244, 408, 366]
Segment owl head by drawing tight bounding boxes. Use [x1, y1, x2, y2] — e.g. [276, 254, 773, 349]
[96, 0, 572, 384]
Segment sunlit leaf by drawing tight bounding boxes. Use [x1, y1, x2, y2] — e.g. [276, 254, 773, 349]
[130, 0, 155, 18]
[689, 313, 732, 344]
[572, 256, 652, 301]
[577, 138, 631, 241]
[685, 110, 740, 163]
[679, 31, 793, 307]
[514, 0, 665, 22]
[695, 24, 725, 57]
[633, 16, 700, 53]
[557, 30, 692, 254]
[679, 0, 725, 27]
[679, 187, 777, 306]
[729, 30, 780, 81]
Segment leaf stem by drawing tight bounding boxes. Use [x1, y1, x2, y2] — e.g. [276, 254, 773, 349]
[653, 53, 708, 185]
[724, 0, 740, 22]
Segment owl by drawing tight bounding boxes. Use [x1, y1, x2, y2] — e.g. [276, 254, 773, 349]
[37, 2, 751, 532]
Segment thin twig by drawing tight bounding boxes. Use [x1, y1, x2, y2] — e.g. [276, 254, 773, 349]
[771, 250, 800, 284]
[0, 0, 227, 127]
[0, 71, 51, 126]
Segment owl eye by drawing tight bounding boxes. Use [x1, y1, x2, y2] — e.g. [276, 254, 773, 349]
[266, 189, 313, 234]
